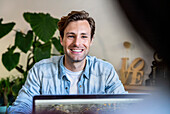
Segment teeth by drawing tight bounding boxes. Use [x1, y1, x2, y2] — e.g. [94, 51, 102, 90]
[72, 49, 82, 52]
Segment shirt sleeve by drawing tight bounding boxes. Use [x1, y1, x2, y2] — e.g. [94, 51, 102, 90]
[7, 65, 41, 114]
[105, 66, 128, 94]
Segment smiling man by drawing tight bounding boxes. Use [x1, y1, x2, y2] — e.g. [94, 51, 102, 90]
[7, 10, 126, 114]
[61, 20, 91, 71]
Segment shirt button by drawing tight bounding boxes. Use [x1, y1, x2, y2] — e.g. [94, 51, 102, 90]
[65, 87, 68, 89]
[79, 85, 82, 88]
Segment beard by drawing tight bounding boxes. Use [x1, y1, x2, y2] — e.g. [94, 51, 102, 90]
[65, 50, 89, 63]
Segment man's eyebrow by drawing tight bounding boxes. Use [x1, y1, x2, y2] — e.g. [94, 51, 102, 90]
[81, 33, 89, 35]
[66, 32, 75, 35]
[66, 32, 89, 35]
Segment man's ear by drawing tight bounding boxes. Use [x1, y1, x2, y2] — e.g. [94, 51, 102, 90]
[60, 36, 63, 46]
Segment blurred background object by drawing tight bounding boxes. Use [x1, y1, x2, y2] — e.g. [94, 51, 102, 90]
[117, 0, 170, 89]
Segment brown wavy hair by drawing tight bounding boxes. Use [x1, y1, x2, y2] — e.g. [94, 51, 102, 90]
[58, 10, 95, 40]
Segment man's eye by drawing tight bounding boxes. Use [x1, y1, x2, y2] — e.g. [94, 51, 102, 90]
[82, 36, 88, 38]
[68, 36, 75, 38]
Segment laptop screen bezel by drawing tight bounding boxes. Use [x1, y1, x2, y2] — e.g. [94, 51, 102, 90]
[32, 93, 150, 113]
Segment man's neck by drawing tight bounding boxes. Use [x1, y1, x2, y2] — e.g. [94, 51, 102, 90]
[64, 57, 86, 72]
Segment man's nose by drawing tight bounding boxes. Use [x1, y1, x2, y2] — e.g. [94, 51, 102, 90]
[73, 36, 81, 46]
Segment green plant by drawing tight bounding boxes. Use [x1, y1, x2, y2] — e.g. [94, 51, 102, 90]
[0, 77, 11, 106]
[0, 12, 64, 106]
[0, 76, 24, 106]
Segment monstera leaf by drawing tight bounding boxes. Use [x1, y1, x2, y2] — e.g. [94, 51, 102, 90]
[34, 42, 51, 62]
[23, 12, 59, 42]
[52, 37, 64, 55]
[15, 30, 33, 53]
[2, 46, 20, 71]
[0, 18, 15, 39]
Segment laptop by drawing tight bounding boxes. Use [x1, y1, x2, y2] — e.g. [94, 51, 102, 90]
[33, 93, 150, 114]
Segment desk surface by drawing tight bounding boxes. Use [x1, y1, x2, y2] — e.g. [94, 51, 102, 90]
[124, 85, 157, 93]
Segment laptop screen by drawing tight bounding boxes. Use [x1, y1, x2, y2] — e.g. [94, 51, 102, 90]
[33, 94, 149, 114]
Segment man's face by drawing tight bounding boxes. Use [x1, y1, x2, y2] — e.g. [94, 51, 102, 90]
[60, 20, 93, 62]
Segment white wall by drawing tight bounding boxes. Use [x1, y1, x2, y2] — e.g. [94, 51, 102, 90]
[0, 0, 154, 85]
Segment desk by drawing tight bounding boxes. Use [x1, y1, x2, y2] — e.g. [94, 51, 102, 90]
[124, 85, 156, 93]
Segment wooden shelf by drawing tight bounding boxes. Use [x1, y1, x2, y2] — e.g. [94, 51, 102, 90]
[124, 85, 156, 93]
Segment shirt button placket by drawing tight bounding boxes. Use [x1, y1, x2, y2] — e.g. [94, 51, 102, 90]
[64, 77, 70, 95]
[78, 83, 83, 94]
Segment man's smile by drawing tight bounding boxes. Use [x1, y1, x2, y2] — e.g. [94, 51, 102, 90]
[70, 49, 84, 53]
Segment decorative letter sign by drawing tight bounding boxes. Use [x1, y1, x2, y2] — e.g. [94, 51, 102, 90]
[120, 57, 145, 85]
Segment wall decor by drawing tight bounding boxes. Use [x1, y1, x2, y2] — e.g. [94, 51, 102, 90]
[120, 57, 145, 85]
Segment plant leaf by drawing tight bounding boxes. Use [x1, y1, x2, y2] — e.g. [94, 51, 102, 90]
[54, 18, 59, 29]
[34, 42, 51, 62]
[2, 47, 20, 71]
[11, 78, 23, 98]
[23, 12, 59, 42]
[0, 18, 15, 39]
[15, 30, 33, 53]
[51, 37, 64, 55]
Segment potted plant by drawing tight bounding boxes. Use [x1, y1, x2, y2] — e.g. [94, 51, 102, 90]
[0, 12, 63, 113]
[0, 76, 24, 113]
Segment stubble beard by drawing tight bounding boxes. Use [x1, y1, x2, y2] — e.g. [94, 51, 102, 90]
[65, 51, 89, 63]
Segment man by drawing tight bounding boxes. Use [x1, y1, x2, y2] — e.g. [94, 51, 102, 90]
[7, 10, 126, 114]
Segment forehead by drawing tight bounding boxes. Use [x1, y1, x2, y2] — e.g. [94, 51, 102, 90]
[64, 20, 91, 34]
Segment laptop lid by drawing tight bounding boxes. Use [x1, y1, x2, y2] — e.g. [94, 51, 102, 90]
[33, 93, 150, 114]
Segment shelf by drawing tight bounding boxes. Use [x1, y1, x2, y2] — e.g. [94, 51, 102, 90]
[124, 85, 156, 93]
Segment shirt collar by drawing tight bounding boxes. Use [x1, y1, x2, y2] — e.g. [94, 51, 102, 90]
[59, 55, 90, 79]
[83, 56, 90, 79]
[59, 55, 66, 79]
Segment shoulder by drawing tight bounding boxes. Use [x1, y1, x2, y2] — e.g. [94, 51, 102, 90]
[87, 56, 113, 68]
[28, 56, 63, 78]
[30, 56, 63, 74]
[34, 56, 62, 67]
[87, 56, 115, 75]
